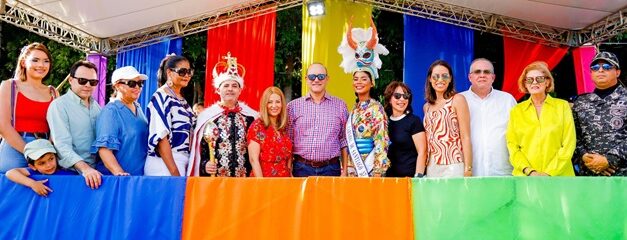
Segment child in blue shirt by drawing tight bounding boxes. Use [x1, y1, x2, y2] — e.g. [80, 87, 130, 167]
[6, 139, 74, 197]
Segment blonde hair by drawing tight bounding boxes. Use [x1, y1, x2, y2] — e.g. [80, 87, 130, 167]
[14, 42, 52, 82]
[258, 87, 288, 130]
[517, 61, 555, 94]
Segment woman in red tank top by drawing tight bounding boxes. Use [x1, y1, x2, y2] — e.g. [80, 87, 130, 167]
[0, 43, 59, 172]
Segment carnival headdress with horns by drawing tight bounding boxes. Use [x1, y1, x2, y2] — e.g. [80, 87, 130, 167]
[212, 52, 246, 89]
[338, 18, 389, 84]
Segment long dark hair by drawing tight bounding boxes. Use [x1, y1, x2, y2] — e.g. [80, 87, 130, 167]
[353, 70, 376, 102]
[425, 60, 456, 104]
[157, 54, 189, 86]
[383, 81, 413, 117]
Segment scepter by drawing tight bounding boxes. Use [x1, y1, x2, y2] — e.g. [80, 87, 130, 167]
[202, 122, 219, 177]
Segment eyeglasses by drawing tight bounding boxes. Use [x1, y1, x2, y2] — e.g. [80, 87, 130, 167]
[73, 77, 99, 86]
[471, 69, 493, 75]
[524, 76, 548, 84]
[393, 92, 410, 100]
[119, 80, 144, 88]
[431, 74, 451, 81]
[590, 63, 615, 72]
[307, 74, 327, 81]
[170, 68, 194, 77]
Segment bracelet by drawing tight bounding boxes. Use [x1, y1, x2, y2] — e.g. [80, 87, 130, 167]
[414, 173, 424, 178]
[526, 170, 536, 176]
[465, 165, 472, 171]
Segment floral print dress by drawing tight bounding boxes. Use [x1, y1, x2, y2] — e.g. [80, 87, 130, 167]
[346, 99, 390, 176]
[246, 119, 292, 177]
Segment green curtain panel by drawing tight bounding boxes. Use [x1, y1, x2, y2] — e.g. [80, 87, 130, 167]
[412, 177, 627, 240]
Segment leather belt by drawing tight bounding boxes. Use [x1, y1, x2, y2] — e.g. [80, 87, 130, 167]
[294, 155, 339, 168]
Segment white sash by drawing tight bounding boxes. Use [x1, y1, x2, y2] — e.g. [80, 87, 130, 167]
[345, 114, 375, 177]
[187, 102, 258, 176]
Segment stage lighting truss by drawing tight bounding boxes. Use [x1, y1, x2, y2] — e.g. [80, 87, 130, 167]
[0, 0, 103, 52]
[356, 0, 626, 47]
[0, 0, 624, 54]
[578, 9, 627, 46]
[109, 0, 303, 54]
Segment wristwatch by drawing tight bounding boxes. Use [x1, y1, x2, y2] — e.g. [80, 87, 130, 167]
[414, 173, 424, 178]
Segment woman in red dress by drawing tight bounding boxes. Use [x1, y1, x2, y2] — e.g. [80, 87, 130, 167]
[247, 87, 292, 177]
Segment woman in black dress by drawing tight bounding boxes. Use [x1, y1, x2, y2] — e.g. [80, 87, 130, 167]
[383, 81, 427, 177]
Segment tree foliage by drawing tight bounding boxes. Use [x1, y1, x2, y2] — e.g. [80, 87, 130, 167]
[274, 7, 303, 100]
[0, 22, 84, 93]
[372, 9, 404, 102]
[182, 32, 207, 105]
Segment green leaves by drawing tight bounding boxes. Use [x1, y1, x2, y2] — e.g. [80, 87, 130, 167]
[0, 23, 84, 94]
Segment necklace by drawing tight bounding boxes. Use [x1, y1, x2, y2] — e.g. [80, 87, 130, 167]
[165, 83, 184, 101]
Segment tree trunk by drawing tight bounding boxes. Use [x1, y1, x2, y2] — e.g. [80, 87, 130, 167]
[283, 85, 293, 102]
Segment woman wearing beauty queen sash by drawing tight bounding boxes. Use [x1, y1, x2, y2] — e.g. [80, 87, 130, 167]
[188, 52, 257, 177]
[338, 18, 390, 177]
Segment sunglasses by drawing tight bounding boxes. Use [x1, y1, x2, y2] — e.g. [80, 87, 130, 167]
[170, 68, 194, 77]
[524, 76, 548, 84]
[307, 74, 327, 81]
[393, 92, 411, 100]
[119, 80, 145, 88]
[471, 69, 493, 75]
[74, 77, 99, 86]
[590, 63, 615, 72]
[431, 74, 451, 81]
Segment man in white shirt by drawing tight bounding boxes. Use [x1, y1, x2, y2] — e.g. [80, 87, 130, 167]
[460, 58, 517, 176]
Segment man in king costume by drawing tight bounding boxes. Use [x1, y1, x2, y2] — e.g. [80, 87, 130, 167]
[188, 52, 258, 177]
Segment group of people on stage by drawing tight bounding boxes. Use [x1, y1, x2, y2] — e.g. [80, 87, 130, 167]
[0, 19, 625, 197]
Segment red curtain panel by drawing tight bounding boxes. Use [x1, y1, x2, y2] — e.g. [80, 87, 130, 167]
[572, 46, 597, 94]
[501, 35, 568, 100]
[204, 12, 276, 110]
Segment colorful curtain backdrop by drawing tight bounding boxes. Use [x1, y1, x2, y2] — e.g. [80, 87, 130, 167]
[412, 177, 627, 240]
[204, 12, 276, 111]
[0, 175, 187, 239]
[572, 46, 597, 94]
[403, 16, 474, 118]
[502, 35, 568, 100]
[87, 53, 107, 107]
[301, 0, 372, 106]
[116, 38, 183, 111]
[181, 177, 413, 240]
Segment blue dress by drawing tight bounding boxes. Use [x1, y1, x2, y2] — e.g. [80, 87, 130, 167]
[92, 100, 148, 175]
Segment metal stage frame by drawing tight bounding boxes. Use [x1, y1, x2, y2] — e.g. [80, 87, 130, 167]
[1, 0, 625, 54]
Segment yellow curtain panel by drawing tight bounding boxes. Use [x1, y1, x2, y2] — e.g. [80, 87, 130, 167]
[301, 0, 372, 106]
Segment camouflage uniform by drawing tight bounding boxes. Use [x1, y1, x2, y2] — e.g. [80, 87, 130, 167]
[572, 85, 627, 176]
